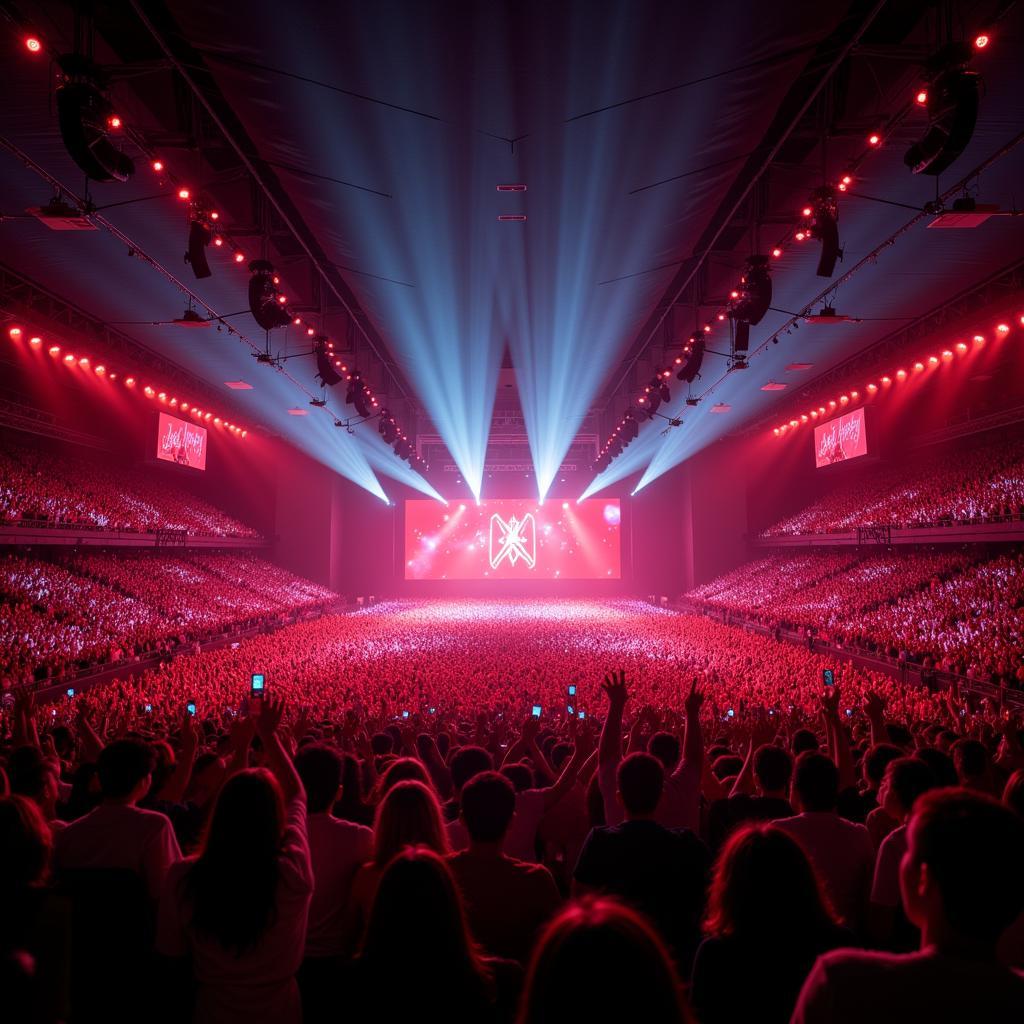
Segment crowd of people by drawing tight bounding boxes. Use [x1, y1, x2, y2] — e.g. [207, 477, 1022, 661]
[686, 548, 1024, 687]
[0, 552, 338, 685]
[2, 598, 1023, 1022]
[0, 438, 260, 538]
[762, 435, 1024, 536]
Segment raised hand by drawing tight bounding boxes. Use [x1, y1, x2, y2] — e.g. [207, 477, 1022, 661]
[254, 696, 285, 743]
[864, 690, 886, 721]
[602, 669, 629, 708]
[820, 684, 841, 720]
[684, 677, 705, 718]
[521, 714, 541, 744]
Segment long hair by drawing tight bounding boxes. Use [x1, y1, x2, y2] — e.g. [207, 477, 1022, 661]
[371, 780, 449, 867]
[360, 847, 492, 1014]
[374, 757, 432, 801]
[185, 769, 285, 953]
[518, 897, 690, 1024]
[704, 823, 836, 939]
[0, 795, 52, 888]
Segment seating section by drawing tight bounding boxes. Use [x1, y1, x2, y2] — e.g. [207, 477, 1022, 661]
[762, 436, 1024, 535]
[0, 436, 260, 537]
[0, 551, 337, 682]
[687, 549, 1024, 682]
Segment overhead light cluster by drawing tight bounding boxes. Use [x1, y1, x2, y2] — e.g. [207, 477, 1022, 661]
[377, 409, 428, 473]
[4, 322, 247, 437]
[593, 408, 640, 474]
[344, 370, 380, 419]
[772, 315, 1020, 437]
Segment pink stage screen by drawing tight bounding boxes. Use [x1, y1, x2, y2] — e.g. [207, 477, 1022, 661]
[814, 407, 868, 468]
[156, 412, 208, 470]
[405, 498, 622, 580]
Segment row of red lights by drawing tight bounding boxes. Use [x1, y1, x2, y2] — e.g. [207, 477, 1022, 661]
[6, 325, 247, 437]
[772, 315, 1023, 437]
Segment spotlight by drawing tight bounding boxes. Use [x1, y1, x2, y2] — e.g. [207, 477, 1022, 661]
[973, 33, 989, 50]
[868, 132, 882, 147]
[728, 255, 772, 324]
[178, 188, 191, 201]
[151, 159, 164, 173]
[25, 36, 42, 53]
[904, 45, 980, 176]
[185, 220, 212, 279]
[8, 327, 22, 340]
[800, 187, 841, 277]
[247, 260, 292, 330]
[314, 336, 342, 387]
[676, 333, 705, 384]
[56, 55, 134, 182]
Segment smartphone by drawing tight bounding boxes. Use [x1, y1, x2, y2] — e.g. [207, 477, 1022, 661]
[567, 704, 575, 716]
[251, 673, 265, 698]
[822, 669, 835, 688]
[186, 701, 197, 717]
[578, 711, 586, 720]
[402, 710, 410, 719]
[531, 705, 542, 718]
[66, 687, 75, 699]
[845, 708, 853, 717]
[145, 703, 153, 714]
[727, 708, 735, 718]
[429, 707, 436, 715]
[768, 709, 775, 716]
[568, 684, 577, 697]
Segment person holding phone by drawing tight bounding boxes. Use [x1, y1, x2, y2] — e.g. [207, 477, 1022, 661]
[156, 697, 312, 1024]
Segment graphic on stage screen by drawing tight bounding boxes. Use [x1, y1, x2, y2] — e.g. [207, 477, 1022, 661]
[405, 498, 622, 580]
[156, 412, 208, 470]
[814, 407, 868, 468]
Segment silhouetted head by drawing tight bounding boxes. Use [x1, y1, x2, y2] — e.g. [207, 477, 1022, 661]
[294, 743, 343, 814]
[461, 771, 515, 844]
[900, 788, 1024, 947]
[705, 823, 836, 939]
[617, 752, 664, 818]
[187, 768, 285, 953]
[518, 897, 690, 1024]
[97, 739, 155, 802]
[0, 794, 52, 887]
[372, 780, 448, 867]
[792, 751, 838, 813]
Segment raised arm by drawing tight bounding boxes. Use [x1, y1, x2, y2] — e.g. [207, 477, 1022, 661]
[598, 670, 629, 771]
[864, 690, 887, 748]
[158, 711, 199, 803]
[822, 686, 855, 791]
[681, 677, 705, 778]
[255, 697, 304, 803]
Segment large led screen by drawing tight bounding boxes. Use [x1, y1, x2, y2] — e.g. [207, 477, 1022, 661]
[405, 498, 622, 580]
[814, 407, 868, 468]
[156, 412, 208, 470]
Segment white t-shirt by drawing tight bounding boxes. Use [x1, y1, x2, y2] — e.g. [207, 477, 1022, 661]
[55, 802, 181, 900]
[156, 796, 313, 1024]
[775, 813, 874, 929]
[304, 813, 372, 958]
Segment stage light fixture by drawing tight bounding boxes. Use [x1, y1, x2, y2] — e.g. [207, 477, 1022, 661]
[904, 45, 980, 176]
[676, 332, 705, 384]
[186, 220, 212, 279]
[729, 255, 773, 324]
[247, 260, 292, 330]
[800, 188, 841, 277]
[25, 36, 42, 53]
[56, 56, 134, 183]
[314, 335, 342, 387]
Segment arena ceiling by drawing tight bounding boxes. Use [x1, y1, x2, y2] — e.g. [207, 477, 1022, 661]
[0, 1, 1022, 501]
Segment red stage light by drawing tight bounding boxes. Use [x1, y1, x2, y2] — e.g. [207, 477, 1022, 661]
[241, 430, 247, 438]
[730, 290, 739, 299]
[63, 353, 75, 364]
[93, 363, 105, 374]
[956, 342, 968, 353]
[996, 322, 1010, 335]
[867, 383, 878, 392]
[881, 376, 891, 385]
[974, 33, 989, 49]
[49, 345, 60, 356]
[828, 399, 837, 408]
[29, 336, 41, 347]
[205, 412, 212, 420]
[214, 417, 221, 425]
[307, 327, 315, 336]
[915, 89, 928, 105]
[973, 333, 985, 344]
[795, 230, 806, 241]
[850, 390, 859, 399]
[841, 175, 852, 185]
[773, 427, 780, 436]
[213, 237, 223, 247]
[839, 394, 849, 404]
[942, 350, 953, 360]
[108, 373, 117, 381]
[801, 206, 812, 217]
[210, 211, 219, 220]
[25, 36, 42, 53]
[277, 295, 287, 304]
[78, 357, 89, 367]
[107, 115, 121, 129]
[868, 132, 881, 146]
[928, 355, 939, 365]
[144, 386, 154, 397]
[125, 377, 136, 387]
[170, 398, 178, 407]
[293, 316, 302, 325]
[178, 188, 190, 200]
[913, 362, 924, 372]
[771, 247, 782, 258]
[717, 312, 726, 320]
[703, 324, 711, 333]
[181, 403, 189, 411]
[152, 159, 164, 173]
[234, 251, 245, 263]
[790, 419, 799, 428]
[810, 410, 818, 418]
[8, 326, 22, 340]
